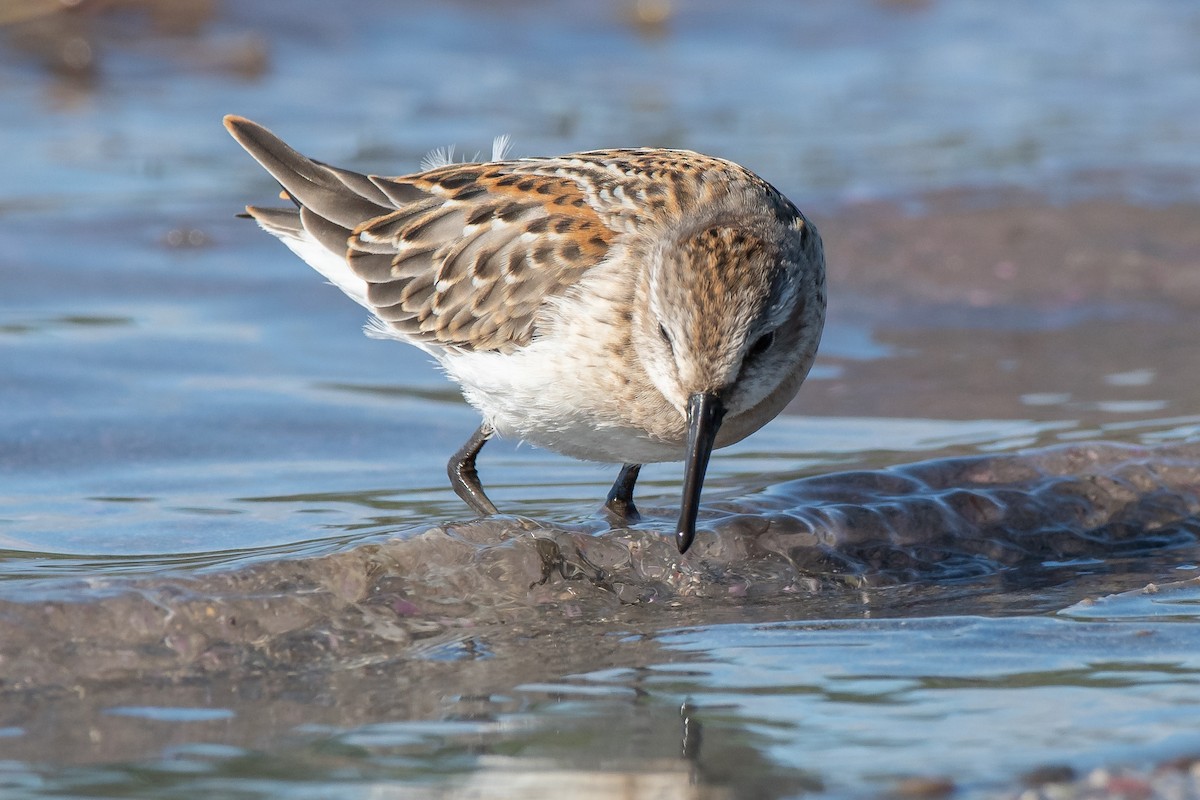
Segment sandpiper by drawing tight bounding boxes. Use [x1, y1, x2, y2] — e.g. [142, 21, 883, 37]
[224, 115, 826, 553]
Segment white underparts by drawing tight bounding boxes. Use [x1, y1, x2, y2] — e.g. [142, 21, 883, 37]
[262, 224, 371, 309]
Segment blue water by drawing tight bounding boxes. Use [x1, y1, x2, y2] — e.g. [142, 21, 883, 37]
[2, 1, 1200, 798]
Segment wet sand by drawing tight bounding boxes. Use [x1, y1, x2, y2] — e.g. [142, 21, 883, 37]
[828, 191, 1200, 308]
[796, 192, 1200, 427]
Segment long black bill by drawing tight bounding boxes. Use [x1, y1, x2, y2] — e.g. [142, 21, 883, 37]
[676, 392, 727, 554]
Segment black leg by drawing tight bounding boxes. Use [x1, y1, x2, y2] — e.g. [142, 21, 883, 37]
[604, 463, 642, 522]
[447, 423, 499, 516]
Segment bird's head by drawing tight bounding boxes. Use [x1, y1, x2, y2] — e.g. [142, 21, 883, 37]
[631, 206, 826, 552]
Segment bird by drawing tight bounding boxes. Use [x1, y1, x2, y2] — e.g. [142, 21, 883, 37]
[223, 115, 826, 553]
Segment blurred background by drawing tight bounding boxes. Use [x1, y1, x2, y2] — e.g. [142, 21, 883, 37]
[5, 0, 1200, 207]
[2, 2, 1200, 798]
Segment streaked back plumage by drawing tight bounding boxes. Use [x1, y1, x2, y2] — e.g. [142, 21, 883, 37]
[224, 115, 816, 358]
[225, 114, 828, 552]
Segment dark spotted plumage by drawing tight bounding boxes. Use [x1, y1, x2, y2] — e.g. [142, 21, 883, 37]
[223, 115, 807, 354]
[224, 114, 827, 554]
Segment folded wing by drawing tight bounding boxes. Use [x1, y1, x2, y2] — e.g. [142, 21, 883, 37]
[224, 115, 614, 352]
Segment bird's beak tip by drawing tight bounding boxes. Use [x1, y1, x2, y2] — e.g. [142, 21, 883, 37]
[676, 528, 694, 554]
[675, 391, 726, 557]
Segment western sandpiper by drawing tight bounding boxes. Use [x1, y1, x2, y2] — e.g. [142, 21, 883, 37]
[224, 115, 826, 553]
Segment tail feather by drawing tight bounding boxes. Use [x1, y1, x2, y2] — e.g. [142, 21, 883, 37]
[300, 205, 355, 255]
[243, 205, 304, 239]
[223, 114, 388, 228]
[228, 116, 376, 309]
[315, 159, 395, 208]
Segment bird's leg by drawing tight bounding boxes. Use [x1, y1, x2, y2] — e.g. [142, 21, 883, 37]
[604, 463, 643, 522]
[447, 423, 499, 516]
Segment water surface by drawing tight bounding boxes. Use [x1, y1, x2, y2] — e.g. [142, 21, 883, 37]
[2, 2, 1199, 798]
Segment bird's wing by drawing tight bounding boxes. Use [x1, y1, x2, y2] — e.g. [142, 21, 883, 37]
[225, 115, 618, 353]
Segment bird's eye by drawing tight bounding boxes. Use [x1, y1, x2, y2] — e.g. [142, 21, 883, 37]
[658, 323, 674, 354]
[748, 330, 775, 359]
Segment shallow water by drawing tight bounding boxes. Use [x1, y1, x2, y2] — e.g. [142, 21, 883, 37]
[2, 1, 1200, 798]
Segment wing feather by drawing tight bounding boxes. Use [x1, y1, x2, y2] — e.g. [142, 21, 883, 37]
[343, 172, 615, 351]
[226, 116, 676, 352]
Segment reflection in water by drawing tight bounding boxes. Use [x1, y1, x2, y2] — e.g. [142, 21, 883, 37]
[650, 610, 1200, 796]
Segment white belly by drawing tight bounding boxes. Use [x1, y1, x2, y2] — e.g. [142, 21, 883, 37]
[440, 339, 688, 464]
